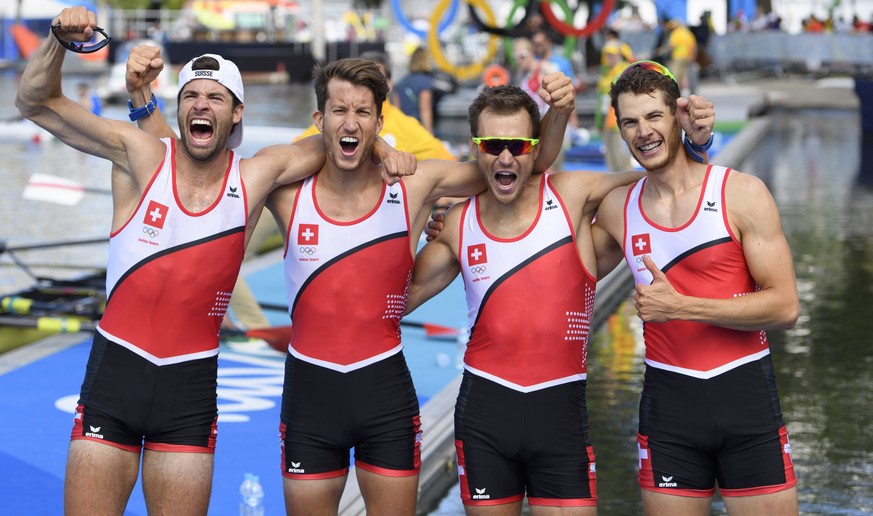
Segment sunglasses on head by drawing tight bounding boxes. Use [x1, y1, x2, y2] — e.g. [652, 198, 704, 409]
[613, 60, 677, 85]
[472, 137, 540, 156]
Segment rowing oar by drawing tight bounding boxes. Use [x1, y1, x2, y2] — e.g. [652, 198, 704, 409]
[257, 301, 463, 339]
[1, 294, 103, 318]
[0, 237, 109, 281]
[0, 237, 108, 254]
[22, 173, 111, 206]
[0, 315, 294, 351]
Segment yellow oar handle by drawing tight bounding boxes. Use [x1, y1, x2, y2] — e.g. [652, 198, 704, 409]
[0, 314, 96, 334]
[36, 316, 83, 334]
[1, 296, 33, 315]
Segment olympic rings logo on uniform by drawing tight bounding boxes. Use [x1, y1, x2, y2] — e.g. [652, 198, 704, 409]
[299, 246, 317, 255]
[470, 265, 486, 275]
[143, 227, 160, 238]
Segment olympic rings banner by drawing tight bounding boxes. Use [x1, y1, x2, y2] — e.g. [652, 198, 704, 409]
[418, 0, 614, 82]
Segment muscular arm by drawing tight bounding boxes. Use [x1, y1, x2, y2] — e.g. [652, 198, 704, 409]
[533, 72, 575, 173]
[126, 44, 176, 139]
[15, 10, 159, 169]
[592, 221, 625, 279]
[406, 206, 462, 314]
[591, 187, 630, 279]
[635, 173, 798, 330]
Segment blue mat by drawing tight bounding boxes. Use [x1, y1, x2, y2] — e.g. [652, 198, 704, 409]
[0, 266, 467, 515]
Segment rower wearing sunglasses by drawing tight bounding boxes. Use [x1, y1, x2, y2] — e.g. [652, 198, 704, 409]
[405, 73, 715, 512]
[594, 61, 799, 514]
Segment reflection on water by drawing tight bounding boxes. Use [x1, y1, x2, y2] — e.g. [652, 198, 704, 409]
[740, 110, 873, 514]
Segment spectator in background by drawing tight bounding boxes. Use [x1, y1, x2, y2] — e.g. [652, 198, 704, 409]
[597, 28, 635, 128]
[531, 28, 579, 167]
[77, 82, 101, 116]
[596, 47, 633, 171]
[513, 37, 555, 118]
[651, 16, 672, 64]
[664, 19, 698, 95]
[601, 28, 635, 65]
[804, 15, 825, 32]
[531, 28, 576, 88]
[393, 46, 436, 134]
[690, 11, 713, 78]
[750, 7, 770, 31]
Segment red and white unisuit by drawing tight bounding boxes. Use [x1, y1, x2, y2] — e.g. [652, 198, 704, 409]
[98, 138, 247, 365]
[283, 174, 413, 372]
[623, 165, 769, 379]
[458, 175, 596, 392]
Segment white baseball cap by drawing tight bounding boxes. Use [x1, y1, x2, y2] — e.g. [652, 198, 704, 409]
[178, 54, 244, 149]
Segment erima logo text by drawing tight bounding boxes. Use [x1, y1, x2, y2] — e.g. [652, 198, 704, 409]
[85, 425, 104, 439]
[545, 199, 558, 211]
[227, 186, 240, 198]
[387, 192, 401, 204]
[288, 461, 305, 474]
[704, 201, 718, 212]
[472, 488, 490, 500]
[658, 475, 677, 487]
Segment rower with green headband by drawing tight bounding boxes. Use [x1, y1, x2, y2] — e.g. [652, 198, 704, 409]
[594, 61, 800, 514]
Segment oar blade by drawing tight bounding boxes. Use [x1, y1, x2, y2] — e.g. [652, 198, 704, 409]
[242, 325, 293, 353]
[421, 322, 462, 339]
[23, 173, 86, 206]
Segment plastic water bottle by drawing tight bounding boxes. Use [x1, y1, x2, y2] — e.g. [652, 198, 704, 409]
[239, 473, 264, 516]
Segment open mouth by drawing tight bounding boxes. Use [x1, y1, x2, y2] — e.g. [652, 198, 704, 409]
[190, 119, 214, 142]
[339, 136, 359, 156]
[495, 171, 517, 189]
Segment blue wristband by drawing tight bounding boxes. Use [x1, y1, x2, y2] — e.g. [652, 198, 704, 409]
[685, 133, 713, 152]
[683, 133, 713, 163]
[128, 94, 157, 121]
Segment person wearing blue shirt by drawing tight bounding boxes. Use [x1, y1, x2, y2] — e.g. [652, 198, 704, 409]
[393, 46, 436, 134]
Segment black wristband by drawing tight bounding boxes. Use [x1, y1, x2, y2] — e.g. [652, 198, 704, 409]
[128, 94, 158, 122]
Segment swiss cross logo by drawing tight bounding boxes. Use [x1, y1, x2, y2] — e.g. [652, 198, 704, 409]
[468, 244, 487, 265]
[144, 201, 169, 229]
[631, 234, 651, 256]
[297, 224, 319, 245]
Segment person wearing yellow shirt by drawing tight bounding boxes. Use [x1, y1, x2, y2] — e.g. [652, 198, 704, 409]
[597, 47, 633, 171]
[665, 19, 697, 94]
[600, 28, 635, 67]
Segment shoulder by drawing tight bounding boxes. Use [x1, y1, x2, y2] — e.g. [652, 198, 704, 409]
[601, 182, 633, 212]
[725, 169, 771, 202]
[724, 169, 781, 230]
[550, 170, 602, 193]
